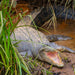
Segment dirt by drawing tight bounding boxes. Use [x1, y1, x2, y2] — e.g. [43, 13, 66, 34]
[42, 20, 75, 75]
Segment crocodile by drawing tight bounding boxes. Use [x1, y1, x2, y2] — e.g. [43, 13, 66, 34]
[11, 25, 75, 67]
[11, 6, 75, 67]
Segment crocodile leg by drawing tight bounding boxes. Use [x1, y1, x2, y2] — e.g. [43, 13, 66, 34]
[46, 34, 72, 42]
[61, 46, 75, 53]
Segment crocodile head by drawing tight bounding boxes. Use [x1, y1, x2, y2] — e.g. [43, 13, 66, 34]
[39, 46, 64, 67]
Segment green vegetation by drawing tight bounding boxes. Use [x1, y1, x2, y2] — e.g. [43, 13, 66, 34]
[0, 0, 31, 75]
[0, 0, 52, 75]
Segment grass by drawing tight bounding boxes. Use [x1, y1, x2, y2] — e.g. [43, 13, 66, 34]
[0, 0, 53, 75]
[0, 0, 31, 75]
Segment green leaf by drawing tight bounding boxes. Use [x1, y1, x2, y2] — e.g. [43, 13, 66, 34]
[5, 65, 12, 75]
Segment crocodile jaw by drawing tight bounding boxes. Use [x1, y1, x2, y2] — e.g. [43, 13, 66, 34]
[40, 51, 64, 67]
